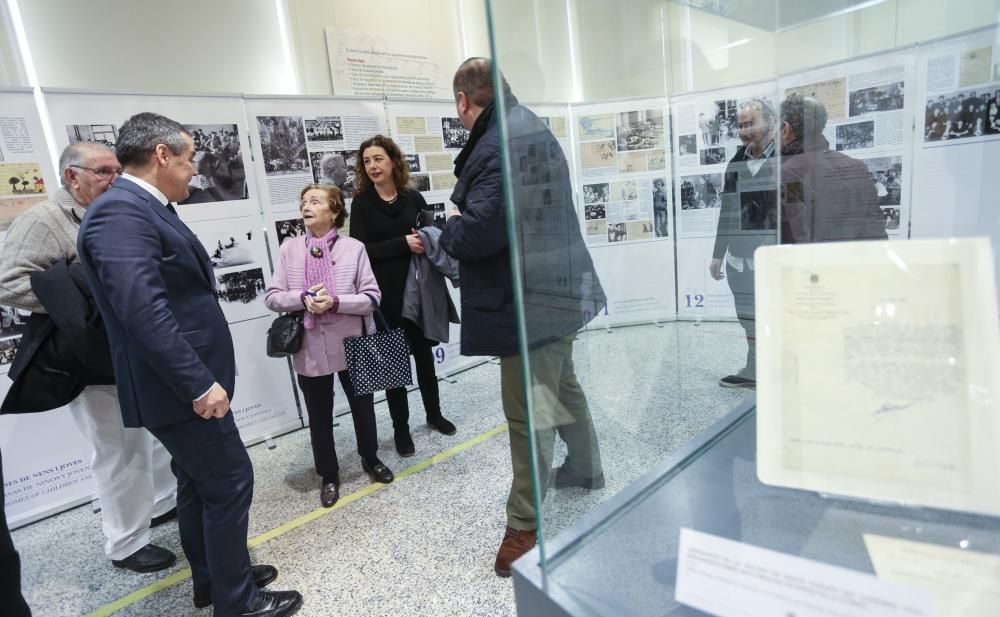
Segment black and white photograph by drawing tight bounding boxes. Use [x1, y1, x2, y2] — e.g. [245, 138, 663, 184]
[680, 173, 723, 210]
[0, 306, 28, 367]
[696, 98, 738, 148]
[310, 150, 356, 199]
[835, 120, 875, 151]
[862, 156, 903, 206]
[257, 115, 310, 175]
[849, 82, 904, 116]
[181, 124, 247, 203]
[419, 202, 447, 229]
[583, 182, 609, 205]
[441, 118, 470, 149]
[678, 134, 697, 156]
[653, 177, 669, 238]
[0, 336, 18, 367]
[924, 87, 1000, 142]
[275, 217, 306, 245]
[699, 146, 726, 165]
[607, 222, 627, 243]
[192, 222, 258, 269]
[584, 204, 606, 220]
[215, 267, 268, 322]
[616, 108, 665, 151]
[409, 174, 431, 192]
[612, 180, 638, 201]
[882, 206, 901, 231]
[66, 124, 118, 147]
[405, 154, 421, 173]
[305, 117, 344, 143]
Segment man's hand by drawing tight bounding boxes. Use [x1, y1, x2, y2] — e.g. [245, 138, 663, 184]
[193, 382, 230, 419]
[709, 258, 724, 281]
[447, 210, 462, 219]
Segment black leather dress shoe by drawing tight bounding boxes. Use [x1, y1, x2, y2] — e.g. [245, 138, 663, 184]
[193, 564, 279, 608]
[320, 477, 340, 508]
[239, 589, 302, 616]
[361, 458, 394, 484]
[149, 507, 177, 528]
[111, 544, 177, 573]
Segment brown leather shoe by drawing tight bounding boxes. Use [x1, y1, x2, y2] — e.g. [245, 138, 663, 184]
[494, 526, 536, 577]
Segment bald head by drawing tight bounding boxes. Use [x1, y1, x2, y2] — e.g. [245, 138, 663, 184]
[453, 57, 512, 107]
[780, 94, 828, 142]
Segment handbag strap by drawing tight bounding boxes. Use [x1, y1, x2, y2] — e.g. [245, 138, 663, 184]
[361, 293, 390, 334]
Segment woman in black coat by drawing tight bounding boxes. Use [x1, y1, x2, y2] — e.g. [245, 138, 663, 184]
[349, 134, 456, 457]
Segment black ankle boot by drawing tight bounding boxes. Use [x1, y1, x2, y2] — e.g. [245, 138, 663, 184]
[427, 414, 456, 436]
[394, 428, 415, 457]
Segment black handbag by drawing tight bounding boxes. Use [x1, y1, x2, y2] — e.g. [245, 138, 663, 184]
[343, 297, 413, 396]
[266, 312, 304, 358]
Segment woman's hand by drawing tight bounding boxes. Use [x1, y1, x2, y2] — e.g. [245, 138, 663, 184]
[406, 231, 424, 255]
[305, 294, 334, 314]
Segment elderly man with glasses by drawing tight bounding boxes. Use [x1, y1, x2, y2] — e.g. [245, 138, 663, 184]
[0, 142, 178, 574]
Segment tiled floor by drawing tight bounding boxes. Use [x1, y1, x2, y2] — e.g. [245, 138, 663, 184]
[12, 321, 753, 617]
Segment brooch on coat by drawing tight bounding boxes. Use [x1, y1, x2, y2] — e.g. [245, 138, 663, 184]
[310, 246, 323, 258]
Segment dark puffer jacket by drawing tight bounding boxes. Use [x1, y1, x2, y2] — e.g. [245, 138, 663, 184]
[441, 95, 606, 357]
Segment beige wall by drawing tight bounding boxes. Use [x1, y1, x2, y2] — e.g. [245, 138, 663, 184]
[2, 0, 998, 99]
[0, 2, 26, 87]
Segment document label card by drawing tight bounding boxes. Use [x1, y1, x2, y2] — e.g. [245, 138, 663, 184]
[675, 529, 932, 617]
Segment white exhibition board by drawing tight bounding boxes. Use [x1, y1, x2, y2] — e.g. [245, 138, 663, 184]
[569, 98, 677, 327]
[671, 81, 779, 320]
[910, 26, 1000, 298]
[42, 90, 302, 445]
[384, 99, 488, 374]
[777, 49, 917, 242]
[245, 95, 388, 411]
[0, 88, 95, 529]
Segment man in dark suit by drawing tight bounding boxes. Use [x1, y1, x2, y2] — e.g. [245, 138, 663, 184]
[78, 112, 301, 617]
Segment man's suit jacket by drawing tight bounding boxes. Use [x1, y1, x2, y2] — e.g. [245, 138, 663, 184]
[78, 177, 235, 429]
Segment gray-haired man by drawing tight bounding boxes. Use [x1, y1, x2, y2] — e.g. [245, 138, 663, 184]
[0, 142, 178, 572]
[709, 97, 778, 389]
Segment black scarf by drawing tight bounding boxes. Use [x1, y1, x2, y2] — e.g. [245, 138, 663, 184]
[452, 92, 519, 178]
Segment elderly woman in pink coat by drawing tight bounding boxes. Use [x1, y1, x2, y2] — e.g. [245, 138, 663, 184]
[265, 183, 394, 508]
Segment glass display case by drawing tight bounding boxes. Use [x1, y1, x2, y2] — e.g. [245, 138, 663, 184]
[483, 0, 1000, 614]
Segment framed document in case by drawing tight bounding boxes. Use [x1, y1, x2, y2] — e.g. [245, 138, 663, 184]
[755, 238, 1000, 517]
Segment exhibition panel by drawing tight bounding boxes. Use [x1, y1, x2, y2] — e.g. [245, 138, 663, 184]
[0, 88, 95, 528]
[42, 90, 303, 446]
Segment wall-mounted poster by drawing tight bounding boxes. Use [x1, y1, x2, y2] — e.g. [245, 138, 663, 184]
[569, 99, 676, 327]
[0, 88, 92, 529]
[779, 49, 917, 241]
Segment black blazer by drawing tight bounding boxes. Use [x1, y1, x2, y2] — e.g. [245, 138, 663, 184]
[78, 178, 236, 429]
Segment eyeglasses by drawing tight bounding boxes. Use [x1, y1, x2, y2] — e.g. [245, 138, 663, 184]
[71, 165, 123, 180]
